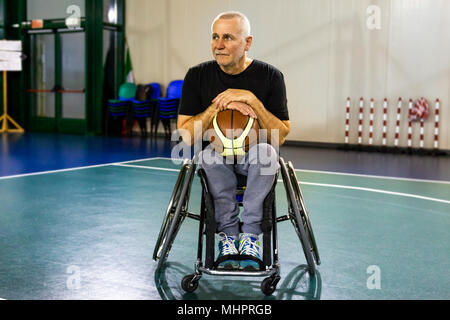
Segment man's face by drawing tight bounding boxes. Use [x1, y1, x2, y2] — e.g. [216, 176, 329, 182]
[211, 18, 251, 69]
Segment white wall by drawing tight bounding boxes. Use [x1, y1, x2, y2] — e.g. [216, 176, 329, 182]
[126, 0, 450, 150]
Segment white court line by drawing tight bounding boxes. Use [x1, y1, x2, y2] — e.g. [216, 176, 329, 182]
[112, 163, 180, 172]
[0, 157, 163, 180]
[277, 180, 450, 205]
[115, 163, 450, 205]
[0, 163, 116, 180]
[152, 156, 450, 185]
[1, 156, 448, 205]
[293, 168, 450, 185]
[4, 155, 446, 185]
[121, 156, 173, 163]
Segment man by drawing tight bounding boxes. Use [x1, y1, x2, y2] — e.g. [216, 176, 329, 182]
[177, 11, 290, 270]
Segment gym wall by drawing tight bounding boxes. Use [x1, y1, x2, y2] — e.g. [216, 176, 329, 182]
[126, 0, 450, 150]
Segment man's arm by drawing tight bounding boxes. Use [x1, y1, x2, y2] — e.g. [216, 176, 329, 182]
[177, 104, 220, 146]
[252, 99, 291, 146]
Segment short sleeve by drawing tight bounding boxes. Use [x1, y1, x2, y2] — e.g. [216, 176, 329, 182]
[266, 71, 289, 121]
[178, 68, 202, 116]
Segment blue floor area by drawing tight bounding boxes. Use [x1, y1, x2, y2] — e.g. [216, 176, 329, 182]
[0, 133, 176, 177]
[1, 132, 449, 181]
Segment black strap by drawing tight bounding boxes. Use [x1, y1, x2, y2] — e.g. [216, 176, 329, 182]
[261, 173, 278, 232]
[213, 254, 265, 270]
[199, 169, 217, 269]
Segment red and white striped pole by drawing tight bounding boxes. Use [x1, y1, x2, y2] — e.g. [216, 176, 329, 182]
[344, 97, 351, 144]
[382, 98, 388, 146]
[434, 98, 440, 150]
[394, 97, 402, 147]
[419, 118, 425, 149]
[358, 97, 364, 145]
[407, 99, 413, 148]
[369, 98, 375, 145]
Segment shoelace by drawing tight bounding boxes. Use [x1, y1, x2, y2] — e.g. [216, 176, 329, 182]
[219, 232, 238, 255]
[239, 236, 260, 258]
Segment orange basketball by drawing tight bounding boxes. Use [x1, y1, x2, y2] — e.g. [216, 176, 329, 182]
[207, 109, 260, 156]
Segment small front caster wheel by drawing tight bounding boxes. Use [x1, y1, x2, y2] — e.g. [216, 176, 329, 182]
[181, 274, 199, 293]
[261, 277, 278, 296]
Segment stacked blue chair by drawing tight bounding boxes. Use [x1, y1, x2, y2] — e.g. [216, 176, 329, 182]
[131, 84, 153, 137]
[149, 82, 161, 100]
[106, 82, 137, 136]
[148, 83, 162, 137]
[157, 80, 183, 139]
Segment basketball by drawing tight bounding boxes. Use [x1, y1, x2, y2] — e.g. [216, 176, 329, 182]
[207, 109, 260, 157]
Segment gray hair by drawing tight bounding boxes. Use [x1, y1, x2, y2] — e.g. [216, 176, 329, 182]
[211, 11, 251, 38]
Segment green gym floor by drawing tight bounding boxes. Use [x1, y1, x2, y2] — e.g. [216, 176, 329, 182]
[0, 157, 449, 300]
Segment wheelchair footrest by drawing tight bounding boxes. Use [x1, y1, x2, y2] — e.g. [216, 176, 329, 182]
[213, 254, 265, 271]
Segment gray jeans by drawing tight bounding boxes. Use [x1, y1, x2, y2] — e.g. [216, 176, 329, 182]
[198, 143, 280, 236]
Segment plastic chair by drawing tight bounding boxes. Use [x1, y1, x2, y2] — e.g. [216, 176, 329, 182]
[156, 80, 183, 138]
[106, 83, 137, 136]
[149, 82, 161, 100]
[131, 84, 153, 137]
[165, 80, 183, 99]
[148, 83, 162, 137]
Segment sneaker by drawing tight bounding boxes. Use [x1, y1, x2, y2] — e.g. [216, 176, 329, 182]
[217, 232, 240, 270]
[239, 233, 262, 270]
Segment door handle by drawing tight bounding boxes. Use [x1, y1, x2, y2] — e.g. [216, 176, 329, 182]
[56, 87, 85, 93]
[27, 89, 53, 93]
[52, 85, 63, 92]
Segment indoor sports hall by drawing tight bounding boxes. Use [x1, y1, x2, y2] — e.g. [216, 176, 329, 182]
[0, 0, 449, 301]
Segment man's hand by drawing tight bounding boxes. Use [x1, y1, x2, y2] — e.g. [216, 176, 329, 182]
[226, 101, 257, 119]
[212, 89, 257, 111]
[210, 88, 290, 146]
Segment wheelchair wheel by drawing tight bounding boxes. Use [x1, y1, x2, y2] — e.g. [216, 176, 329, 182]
[287, 162, 321, 266]
[153, 160, 191, 268]
[280, 160, 316, 275]
[181, 274, 199, 293]
[261, 276, 281, 296]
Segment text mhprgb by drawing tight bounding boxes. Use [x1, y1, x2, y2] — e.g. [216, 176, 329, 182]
[221, 304, 271, 315]
[176, 303, 273, 318]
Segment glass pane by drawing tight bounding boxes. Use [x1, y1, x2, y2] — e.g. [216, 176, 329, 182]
[62, 93, 84, 119]
[61, 32, 85, 119]
[34, 92, 55, 118]
[30, 33, 55, 118]
[103, 0, 118, 24]
[103, 29, 118, 99]
[27, 0, 84, 20]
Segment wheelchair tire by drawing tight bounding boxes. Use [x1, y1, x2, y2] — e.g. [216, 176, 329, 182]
[261, 276, 280, 296]
[287, 162, 321, 266]
[291, 208, 316, 275]
[280, 160, 316, 275]
[181, 274, 199, 293]
[154, 161, 192, 269]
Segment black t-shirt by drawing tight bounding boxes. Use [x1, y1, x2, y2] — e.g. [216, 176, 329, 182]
[178, 59, 289, 121]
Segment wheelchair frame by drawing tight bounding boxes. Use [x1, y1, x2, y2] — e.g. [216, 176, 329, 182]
[153, 156, 320, 295]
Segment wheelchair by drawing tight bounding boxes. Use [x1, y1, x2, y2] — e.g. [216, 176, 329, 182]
[153, 155, 321, 296]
